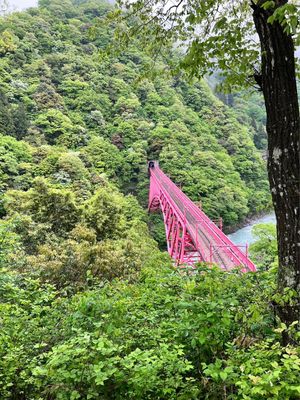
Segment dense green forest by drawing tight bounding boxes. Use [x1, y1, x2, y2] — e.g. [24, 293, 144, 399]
[1, 1, 299, 399]
[0, 0, 271, 225]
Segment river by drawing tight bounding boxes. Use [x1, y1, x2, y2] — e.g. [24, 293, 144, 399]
[228, 212, 276, 246]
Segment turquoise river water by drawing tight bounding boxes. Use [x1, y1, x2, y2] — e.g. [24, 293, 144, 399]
[228, 212, 276, 246]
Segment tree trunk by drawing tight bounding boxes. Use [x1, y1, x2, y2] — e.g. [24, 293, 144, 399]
[252, 0, 300, 339]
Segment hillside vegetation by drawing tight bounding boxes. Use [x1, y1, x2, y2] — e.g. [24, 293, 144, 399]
[1, 1, 296, 400]
[0, 0, 270, 226]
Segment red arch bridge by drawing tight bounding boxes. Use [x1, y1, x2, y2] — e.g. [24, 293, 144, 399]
[148, 161, 256, 272]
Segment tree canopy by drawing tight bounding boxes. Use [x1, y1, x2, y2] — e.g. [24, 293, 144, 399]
[111, 0, 299, 89]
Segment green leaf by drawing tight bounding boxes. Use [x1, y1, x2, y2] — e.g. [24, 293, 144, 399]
[262, 1, 275, 10]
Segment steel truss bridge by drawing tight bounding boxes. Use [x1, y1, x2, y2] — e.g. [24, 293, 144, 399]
[148, 161, 256, 272]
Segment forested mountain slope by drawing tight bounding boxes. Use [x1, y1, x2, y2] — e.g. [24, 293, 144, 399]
[0, 0, 270, 231]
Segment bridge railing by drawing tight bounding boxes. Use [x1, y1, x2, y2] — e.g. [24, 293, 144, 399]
[149, 163, 256, 272]
[154, 167, 250, 266]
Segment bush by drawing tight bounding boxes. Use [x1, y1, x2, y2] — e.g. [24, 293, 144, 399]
[0, 263, 289, 400]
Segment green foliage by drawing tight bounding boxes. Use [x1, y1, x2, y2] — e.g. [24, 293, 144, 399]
[5, 177, 80, 237]
[267, 2, 299, 37]
[34, 109, 77, 145]
[0, 90, 14, 136]
[0, 134, 33, 210]
[0, 29, 17, 54]
[0, 0, 270, 232]
[3, 175, 160, 287]
[84, 187, 124, 240]
[0, 2, 285, 399]
[112, 0, 299, 87]
[250, 223, 278, 269]
[33, 334, 195, 400]
[218, 89, 268, 150]
[203, 338, 300, 399]
[0, 220, 20, 266]
[0, 260, 293, 399]
[83, 136, 123, 179]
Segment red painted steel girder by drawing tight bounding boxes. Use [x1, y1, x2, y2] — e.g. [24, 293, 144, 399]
[148, 161, 256, 272]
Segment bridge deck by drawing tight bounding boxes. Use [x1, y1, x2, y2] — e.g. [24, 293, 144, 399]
[150, 164, 256, 272]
